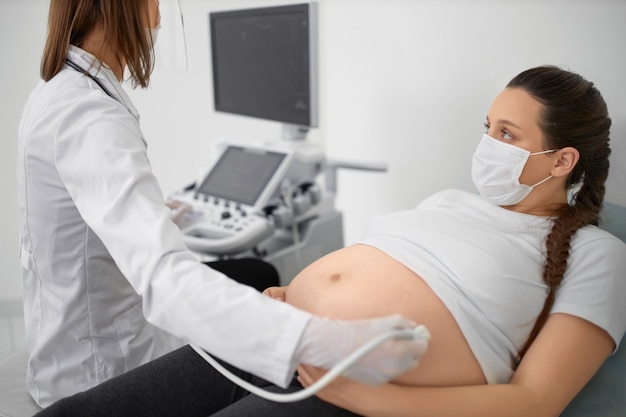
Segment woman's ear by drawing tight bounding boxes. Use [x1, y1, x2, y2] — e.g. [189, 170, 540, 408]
[551, 147, 580, 178]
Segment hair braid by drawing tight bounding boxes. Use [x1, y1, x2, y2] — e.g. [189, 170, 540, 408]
[508, 66, 611, 361]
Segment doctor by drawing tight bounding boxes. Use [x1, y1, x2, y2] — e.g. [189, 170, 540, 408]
[17, 0, 426, 408]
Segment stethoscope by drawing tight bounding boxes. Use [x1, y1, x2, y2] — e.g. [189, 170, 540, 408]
[65, 59, 116, 100]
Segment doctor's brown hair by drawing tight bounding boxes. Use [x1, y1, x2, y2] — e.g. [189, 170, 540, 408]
[509, 66, 612, 361]
[41, 0, 154, 88]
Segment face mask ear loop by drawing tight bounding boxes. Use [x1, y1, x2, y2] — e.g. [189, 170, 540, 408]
[530, 175, 553, 188]
[529, 149, 558, 156]
[528, 149, 557, 188]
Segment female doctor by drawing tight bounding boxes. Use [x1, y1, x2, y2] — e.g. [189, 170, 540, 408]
[17, 0, 426, 408]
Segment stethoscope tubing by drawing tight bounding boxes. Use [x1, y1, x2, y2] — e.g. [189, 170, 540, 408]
[65, 59, 116, 100]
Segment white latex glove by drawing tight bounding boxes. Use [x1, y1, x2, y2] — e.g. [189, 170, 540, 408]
[294, 315, 430, 385]
[165, 199, 193, 226]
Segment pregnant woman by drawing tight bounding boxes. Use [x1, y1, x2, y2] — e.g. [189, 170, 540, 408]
[35, 66, 626, 417]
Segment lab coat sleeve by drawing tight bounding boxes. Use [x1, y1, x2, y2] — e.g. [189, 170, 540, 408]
[53, 92, 311, 387]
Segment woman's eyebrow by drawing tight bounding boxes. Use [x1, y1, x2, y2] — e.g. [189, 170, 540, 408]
[502, 119, 522, 129]
[487, 116, 522, 131]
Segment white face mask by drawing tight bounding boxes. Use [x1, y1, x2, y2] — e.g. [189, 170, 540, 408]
[471, 134, 556, 205]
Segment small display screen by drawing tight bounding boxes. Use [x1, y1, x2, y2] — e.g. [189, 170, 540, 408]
[196, 146, 287, 206]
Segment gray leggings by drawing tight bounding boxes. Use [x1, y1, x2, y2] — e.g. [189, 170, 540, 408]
[35, 345, 362, 417]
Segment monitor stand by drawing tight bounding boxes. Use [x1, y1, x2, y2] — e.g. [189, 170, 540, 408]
[282, 124, 309, 141]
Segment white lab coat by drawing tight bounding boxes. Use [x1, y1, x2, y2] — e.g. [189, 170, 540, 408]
[17, 45, 311, 408]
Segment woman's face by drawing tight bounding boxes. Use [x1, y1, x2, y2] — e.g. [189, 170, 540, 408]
[485, 87, 558, 187]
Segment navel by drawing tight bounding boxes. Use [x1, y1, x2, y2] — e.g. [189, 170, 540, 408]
[329, 273, 342, 282]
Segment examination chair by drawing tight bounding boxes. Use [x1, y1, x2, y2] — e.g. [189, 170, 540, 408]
[1, 204, 625, 417]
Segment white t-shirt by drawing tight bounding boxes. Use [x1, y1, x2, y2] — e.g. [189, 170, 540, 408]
[360, 189, 626, 383]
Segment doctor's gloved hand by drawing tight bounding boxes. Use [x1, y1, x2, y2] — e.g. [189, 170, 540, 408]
[166, 199, 193, 227]
[294, 315, 430, 386]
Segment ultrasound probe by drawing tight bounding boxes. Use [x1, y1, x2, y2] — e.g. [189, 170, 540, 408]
[190, 325, 430, 403]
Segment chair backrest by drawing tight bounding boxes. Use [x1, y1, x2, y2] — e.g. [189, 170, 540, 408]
[560, 202, 626, 417]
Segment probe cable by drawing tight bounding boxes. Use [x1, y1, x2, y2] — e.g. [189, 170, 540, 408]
[190, 325, 429, 403]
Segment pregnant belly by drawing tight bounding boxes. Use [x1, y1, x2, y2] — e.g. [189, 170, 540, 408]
[286, 244, 486, 386]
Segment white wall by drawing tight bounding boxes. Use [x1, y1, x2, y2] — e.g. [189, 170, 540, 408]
[0, 1, 50, 303]
[1, 0, 625, 303]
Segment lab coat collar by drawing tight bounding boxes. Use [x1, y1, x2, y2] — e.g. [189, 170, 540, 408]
[67, 45, 140, 121]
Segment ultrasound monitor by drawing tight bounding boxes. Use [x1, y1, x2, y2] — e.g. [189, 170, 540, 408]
[196, 145, 288, 208]
[209, 3, 318, 140]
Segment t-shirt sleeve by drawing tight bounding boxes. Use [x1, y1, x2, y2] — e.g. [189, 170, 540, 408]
[552, 231, 626, 352]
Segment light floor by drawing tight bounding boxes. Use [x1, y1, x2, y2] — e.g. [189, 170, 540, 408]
[0, 300, 26, 360]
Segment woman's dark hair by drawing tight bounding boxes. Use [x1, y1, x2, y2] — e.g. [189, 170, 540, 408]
[507, 66, 612, 360]
[41, 0, 154, 88]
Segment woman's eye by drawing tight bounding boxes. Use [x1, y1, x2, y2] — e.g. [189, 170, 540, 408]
[484, 120, 513, 140]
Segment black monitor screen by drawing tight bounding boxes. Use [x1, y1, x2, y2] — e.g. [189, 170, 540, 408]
[196, 146, 287, 206]
[210, 3, 316, 127]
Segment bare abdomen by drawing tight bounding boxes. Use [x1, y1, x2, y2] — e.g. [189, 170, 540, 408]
[286, 244, 486, 386]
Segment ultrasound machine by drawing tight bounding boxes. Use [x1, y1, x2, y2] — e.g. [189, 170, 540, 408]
[171, 2, 385, 284]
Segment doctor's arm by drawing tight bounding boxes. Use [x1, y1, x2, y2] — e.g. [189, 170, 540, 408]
[298, 313, 614, 417]
[54, 98, 427, 388]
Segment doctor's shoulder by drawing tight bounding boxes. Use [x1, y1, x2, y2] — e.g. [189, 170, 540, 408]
[20, 73, 84, 137]
[49, 70, 132, 127]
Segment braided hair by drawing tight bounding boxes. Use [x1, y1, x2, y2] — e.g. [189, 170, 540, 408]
[507, 66, 612, 360]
